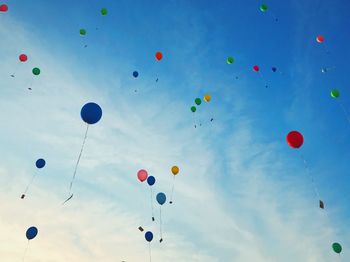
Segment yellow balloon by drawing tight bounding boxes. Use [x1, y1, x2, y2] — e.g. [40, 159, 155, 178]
[204, 94, 211, 102]
[171, 166, 179, 175]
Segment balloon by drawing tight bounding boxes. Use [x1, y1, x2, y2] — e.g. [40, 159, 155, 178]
[332, 243, 342, 254]
[155, 52, 163, 61]
[190, 106, 196, 113]
[286, 131, 304, 149]
[331, 89, 340, 98]
[133, 71, 139, 78]
[272, 67, 277, 72]
[195, 98, 202, 105]
[101, 8, 108, 16]
[204, 94, 211, 102]
[80, 102, 102, 125]
[260, 4, 268, 12]
[147, 176, 156, 186]
[19, 54, 28, 62]
[253, 65, 260, 72]
[145, 231, 153, 242]
[32, 67, 41, 76]
[0, 4, 8, 12]
[80, 29, 86, 36]
[26, 226, 38, 240]
[156, 192, 166, 205]
[171, 166, 179, 175]
[227, 56, 234, 64]
[36, 159, 46, 169]
[321, 68, 327, 73]
[316, 35, 325, 43]
[137, 169, 148, 182]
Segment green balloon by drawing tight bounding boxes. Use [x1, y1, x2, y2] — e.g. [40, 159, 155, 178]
[80, 29, 86, 36]
[331, 89, 340, 98]
[260, 4, 268, 12]
[32, 67, 40, 76]
[101, 8, 108, 16]
[332, 243, 342, 254]
[191, 106, 196, 113]
[227, 56, 234, 64]
[195, 98, 202, 105]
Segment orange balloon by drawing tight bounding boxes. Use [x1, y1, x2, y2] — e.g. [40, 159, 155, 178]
[204, 94, 211, 102]
[171, 166, 179, 175]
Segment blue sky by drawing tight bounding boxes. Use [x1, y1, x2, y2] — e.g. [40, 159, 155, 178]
[0, 0, 349, 261]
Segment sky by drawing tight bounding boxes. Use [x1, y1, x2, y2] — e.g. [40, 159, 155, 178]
[0, 0, 349, 261]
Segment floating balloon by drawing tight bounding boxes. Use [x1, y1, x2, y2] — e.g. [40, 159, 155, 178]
[191, 106, 196, 113]
[331, 89, 340, 98]
[26, 226, 38, 240]
[81, 102, 102, 125]
[286, 131, 304, 149]
[0, 4, 8, 12]
[321, 68, 327, 73]
[133, 71, 139, 78]
[227, 56, 234, 64]
[260, 4, 268, 12]
[195, 98, 202, 106]
[19, 54, 28, 62]
[101, 8, 108, 16]
[204, 94, 211, 102]
[36, 158, 46, 169]
[156, 192, 166, 205]
[316, 35, 325, 43]
[147, 176, 156, 186]
[155, 52, 163, 61]
[272, 67, 277, 72]
[32, 67, 40, 76]
[332, 243, 342, 254]
[80, 29, 86, 36]
[253, 65, 260, 72]
[137, 169, 148, 182]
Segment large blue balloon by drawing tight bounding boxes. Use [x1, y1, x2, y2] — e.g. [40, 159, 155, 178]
[26, 226, 38, 240]
[147, 176, 156, 186]
[35, 158, 46, 169]
[80, 102, 102, 125]
[145, 231, 153, 242]
[156, 192, 166, 205]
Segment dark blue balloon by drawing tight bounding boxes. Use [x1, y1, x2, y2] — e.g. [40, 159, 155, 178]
[80, 102, 102, 125]
[26, 226, 38, 240]
[156, 192, 166, 205]
[272, 67, 277, 72]
[145, 231, 153, 242]
[147, 176, 156, 186]
[133, 71, 139, 78]
[36, 158, 46, 169]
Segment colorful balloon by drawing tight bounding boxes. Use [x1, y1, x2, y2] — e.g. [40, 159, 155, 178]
[19, 54, 28, 62]
[0, 4, 8, 12]
[316, 35, 325, 43]
[32, 67, 40, 76]
[171, 166, 179, 175]
[137, 169, 148, 182]
[195, 98, 202, 105]
[156, 192, 166, 205]
[331, 89, 340, 98]
[26, 226, 38, 240]
[260, 4, 268, 12]
[80, 29, 86, 36]
[80, 102, 102, 125]
[133, 71, 139, 78]
[332, 243, 342, 254]
[147, 176, 156, 186]
[204, 94, 211, 102]
[286, 131, 304, 149]
[36, 159, 46, 169]
[227, 56, 234, 64]
[253, 65, 260, 72]
[145, 231, 153, 242]
[101, 8, 108, 16]
[191, 106, 196, 113]
[155, 52, 163, 61]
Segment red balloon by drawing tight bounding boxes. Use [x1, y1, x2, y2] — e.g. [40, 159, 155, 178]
[316, 35, 324, 43]
[253, 65, 260, 72]
[155, 51, 163, 61]
[286, 131, 304, 149]
[19, 54, 28, 62]
[137, 169, 148, 182]
[0, 4, 8, 12]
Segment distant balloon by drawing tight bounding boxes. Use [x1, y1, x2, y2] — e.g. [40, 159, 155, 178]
[191, 106, 196, 113]
[260, 4, 268, 12]
[156, 192, 166, 205]
[147, 176, 156, 186]
[19, 54, 28, 62]
[227, 56, 234, 64]
[316, 35, 325, 43]
[321, 68, 327, 73]
[155, 52, 163, 61]
[286, 131, 304, 149]
[80, 29, 86, 36]
[195, 98, 202, 105]
[331, 89, 340, 98]
[0, 4, 8, 12]
[133, 71, 139, 78]
[80, 102, 102, 124]
[101, 8, 108, 16]
[36, 159, 46, 169]
[253, 65, 260, 72]
[26, 226, 38, 240]
[272, 67, 277, 72]
[32, 67, 41, 76]
[332, 243, 342, 254]
[145, 231, 153, 242]
[204, 94, 211, 102]
[137, 169, 148, 182]
[171, 166, 179, 175]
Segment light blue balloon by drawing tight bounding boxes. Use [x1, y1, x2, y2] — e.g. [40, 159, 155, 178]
[156, 192, 166, 205]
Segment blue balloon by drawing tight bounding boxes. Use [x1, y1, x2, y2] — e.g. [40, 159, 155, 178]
[133, 71, 139, 78]
[35, 158, 46, 169]
[80, 102, 102, 125]
[272, 67, 277, 72]
[156, 192, 166, 205]
[26, 226, 38, 240]
[147, 176, 156, 186]
[145, 231, 153, 242]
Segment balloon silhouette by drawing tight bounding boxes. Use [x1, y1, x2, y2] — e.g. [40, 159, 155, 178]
[169, 166, 180, 204]
[147, 175, 156, 221]
[156, 192, 166, 242]
[145, 231, 153, 242]
[286, 131, 304, 149]
[195, 98, 202, 106]
[316, 35, 325, 43]
[21, 158, 46, 199]
[133, 71, 139, 78]
[332, 243, 342, 254]
[260, 4, 268, 12]
[147, 176, 156, 186]
[19, 54, 28, 62]
[36, 158, 46, 169]
[253, 65, 260, 72]
[101, 8, 108, 16]
[81, 102, 102, 125]
[227, 56, 234, 64]
[331, 89, 340, 98]
[137, 169, 148, 182]
[190, 106, 196, 113]
[80, 29, 86, 36]
[32, 67, 40, 76]
[156, 192, 166, 205]
[204, 94, 211, 102]
[0, 4, 8, 12]
[155, 52, 163, 61]
[26, 227, 38, 240]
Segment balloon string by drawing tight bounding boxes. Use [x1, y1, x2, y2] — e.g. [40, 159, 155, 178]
[65, 124, 89, 202]
[10, 63, 20, 77]
[150, 187, 154, 221]
[149, 242, 152, 262]
[258, 72, 269, 88]
[192, 112, 197, 128]
[22, 241, 29, 262]
[169, 175, 176, 203]
[300, 154, 322, 203]
[159, 207, 163, 240]
[338, 101, 350, 126]
[22, 173, 38, 197]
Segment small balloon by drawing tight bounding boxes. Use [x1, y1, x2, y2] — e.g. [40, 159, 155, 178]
[321, 68, 327, 73]
[36, 159, 46, 169]
[133, 71, 139, 78]
[19, 54, 28, 62]
[332, 243, 342, 254]
[80, 102, 102, 125]
[145, 231, 153, 242]
[156, 192, 166, 205]
[330, 89, 340, 98]
[101, 8, 108, 16]
[26, 226, 38, 240]
[155, 52, 163, 61]
[316, 35, 325, 43]
[32, 67, 41, 76]
[171, 166, 179, 175]
[272, 67, 277, 72]
[147, 176, 156, 186]
[286, 131, 304, 149]
[0, 4, 8, 12]
[190, 106, 196, 113]
[227, 56, 234, 64]
[204, 94, 211, 102]
[137, 169, 148, 182]
[80, 29, 86, 36]
[253, 65, 260, 72]
[195, 98, 202, 105]
[260, 4, 268, 12]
